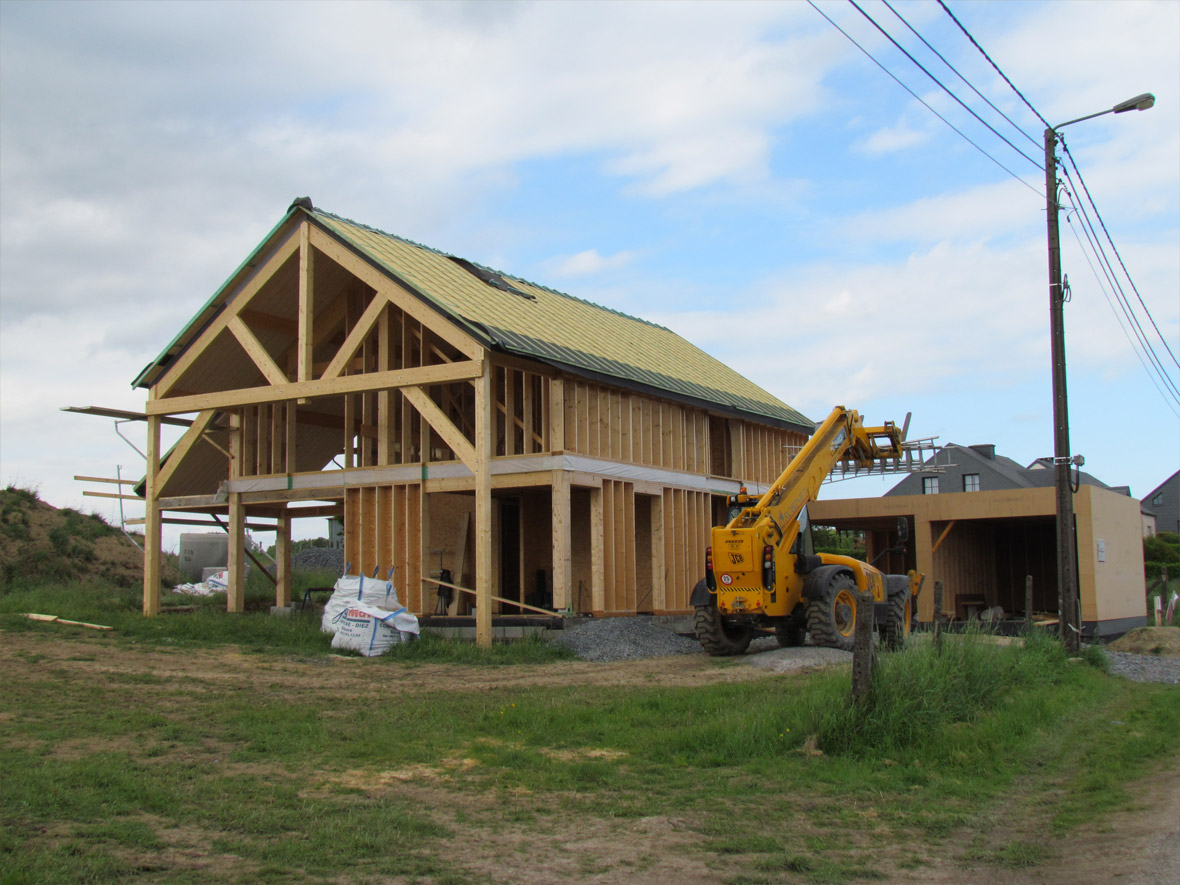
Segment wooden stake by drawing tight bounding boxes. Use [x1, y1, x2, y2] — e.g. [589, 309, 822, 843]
[850, 591, 875, 705]
[933, 580, 944, 656]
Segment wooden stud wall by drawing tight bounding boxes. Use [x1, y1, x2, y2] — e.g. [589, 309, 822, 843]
[660, 488, 711, 613]
[599, 480, 637, 614]
[343, 483, 424, 612]
[559, 377, 804, 481]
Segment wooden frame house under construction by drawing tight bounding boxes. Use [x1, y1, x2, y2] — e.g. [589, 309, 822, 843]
[132, 198, 814, 644]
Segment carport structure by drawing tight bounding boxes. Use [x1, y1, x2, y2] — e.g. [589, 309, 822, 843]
[811, 484, 1147, 637]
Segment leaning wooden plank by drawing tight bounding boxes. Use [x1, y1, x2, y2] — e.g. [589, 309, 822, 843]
[25, 613, 113, 631]
[423, 578, 558, 617]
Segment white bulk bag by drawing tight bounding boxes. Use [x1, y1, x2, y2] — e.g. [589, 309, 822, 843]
[328, 599, 420, 657]
[321, 574, 400, 635]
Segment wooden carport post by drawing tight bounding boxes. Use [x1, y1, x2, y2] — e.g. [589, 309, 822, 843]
[474, 366, 494, 646]
[142, 415, 162, 616]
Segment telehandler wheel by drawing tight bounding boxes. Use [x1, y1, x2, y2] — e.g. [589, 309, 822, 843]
[693, 604, 753, 656]
[806, 573, 858, 652]
[775, 621, 806, 648]
[881, 588, 912, 650]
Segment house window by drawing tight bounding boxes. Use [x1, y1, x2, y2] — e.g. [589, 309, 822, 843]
[963, 474, 980, 492]
[922, 477, 939, 495]
[1153, 492, 1164, 505]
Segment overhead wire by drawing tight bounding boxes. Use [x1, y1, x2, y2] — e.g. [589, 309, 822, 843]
[1058, 167, 1180, 402]
[805, 0, 1043, 198]
[849, 0, 1043, 170]
[1063, 200, 1180, 416]
[937, 0, 1051, 130]
[1059, 139, 1180, 371]
[882, 0, 1038, 152]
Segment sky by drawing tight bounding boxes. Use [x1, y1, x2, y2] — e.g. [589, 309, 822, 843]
[1, 0, 1177, 551]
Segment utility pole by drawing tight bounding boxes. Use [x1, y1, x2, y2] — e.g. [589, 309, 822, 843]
[1043, 127, 1080, 653]
[1041, 92, 1154, 654]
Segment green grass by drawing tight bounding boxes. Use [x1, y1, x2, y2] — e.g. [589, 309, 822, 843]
[1, 587, 1177, 883]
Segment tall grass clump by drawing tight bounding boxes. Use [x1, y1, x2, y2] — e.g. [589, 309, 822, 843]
[810, 628, 1071, 758]
[383, 630, 576, 665]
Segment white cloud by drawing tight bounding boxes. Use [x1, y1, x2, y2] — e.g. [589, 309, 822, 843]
[859, 121, 931, 155]
[547, 249, 638, 278]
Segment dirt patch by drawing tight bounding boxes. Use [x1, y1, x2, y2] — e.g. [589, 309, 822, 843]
[1109, 626, 1180, 656]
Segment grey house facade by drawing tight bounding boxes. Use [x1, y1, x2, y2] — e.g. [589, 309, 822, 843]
[1144, 470, 1180, 535]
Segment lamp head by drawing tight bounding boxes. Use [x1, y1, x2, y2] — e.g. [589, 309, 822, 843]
[1113, 93, 1155, 113]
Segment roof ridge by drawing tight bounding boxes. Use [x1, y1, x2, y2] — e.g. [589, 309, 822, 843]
[312, 207, 669, 332]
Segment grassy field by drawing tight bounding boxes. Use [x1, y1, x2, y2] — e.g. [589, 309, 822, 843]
[1, 580, 1178, 884]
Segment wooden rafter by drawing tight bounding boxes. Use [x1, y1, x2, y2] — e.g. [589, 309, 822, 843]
[156, 226, 301, 398]
[307, 225, 483, 361]
[297, 222, 314, 384]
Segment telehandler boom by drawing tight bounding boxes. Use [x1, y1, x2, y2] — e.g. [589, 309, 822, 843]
[691, 406, 924, 655]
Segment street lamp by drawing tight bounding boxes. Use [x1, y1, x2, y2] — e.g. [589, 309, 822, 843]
[1044, 92, 1154, 652]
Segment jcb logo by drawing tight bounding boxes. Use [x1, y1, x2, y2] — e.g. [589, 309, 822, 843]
[728, 553, 744, 565]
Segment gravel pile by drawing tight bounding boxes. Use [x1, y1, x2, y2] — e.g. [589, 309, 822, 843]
[553, 617, 703, 662]
[292, 547, 345, 573]
[1105, 650, 1180, 684]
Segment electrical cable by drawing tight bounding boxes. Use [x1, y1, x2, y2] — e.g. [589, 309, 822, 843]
[1063, 199, 1180, 415]
[1060, 139, 1180, 370]
[937, 0, 1051, 131]
[849, 0, 1043, 170]
[1060, 174, 1180, 404]
[882, 0, 1041, 151]
[1061, 172, 1180, 401]
[806, 0, 1044, 198]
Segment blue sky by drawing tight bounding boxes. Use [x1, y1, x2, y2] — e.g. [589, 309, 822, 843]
[1, 0, 1177, 547]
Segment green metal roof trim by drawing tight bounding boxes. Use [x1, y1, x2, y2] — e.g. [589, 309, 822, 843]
[134, 201, 811, 432]
[312, 209, 811, 431]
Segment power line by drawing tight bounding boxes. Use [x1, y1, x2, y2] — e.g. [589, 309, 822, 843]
[937, 0, 1051, 131]
[882, 0, 1041, 151]
[849, 0, 1043, 170]
[806, 0, 1043, 198]
[1059, 173, 1180, 402]
[1063, 203, 1180, 415]
[1059, 138, 1180, 371]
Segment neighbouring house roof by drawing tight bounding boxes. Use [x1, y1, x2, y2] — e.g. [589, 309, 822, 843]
[885, 442, 1115, 496]
[1143, 469, 1180, 534]
[134, 200, 812, 433]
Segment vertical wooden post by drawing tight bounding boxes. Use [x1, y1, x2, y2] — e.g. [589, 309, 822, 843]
[933, 580, 944, 656]
[850, 591, 875, 705]
[551, 470, 571, 611]
[474, 367, 493, 647]
[1024, 574, 1034, 625]
[548, 376, 564, 453]
[275, 510, 292, 608]
[142, 414, 162, 616]
[227, 493, 246, 613]
[297, 222, 314, 387]
[590, 487, 605, 614]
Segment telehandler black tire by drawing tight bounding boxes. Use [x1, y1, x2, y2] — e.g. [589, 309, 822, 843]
[694, 603, 753, 656]
[881, 587, 912, 650]
[775, 621, 806, 648]
[806, 572, 858, 652]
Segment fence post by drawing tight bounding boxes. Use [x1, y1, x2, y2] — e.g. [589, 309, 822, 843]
[1025, 575, 1034, 627]
[933, 580, 944, 656]
[851, 591, 875, 705]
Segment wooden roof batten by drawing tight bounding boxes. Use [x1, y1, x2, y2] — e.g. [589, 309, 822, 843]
[135, 198, 811, 435]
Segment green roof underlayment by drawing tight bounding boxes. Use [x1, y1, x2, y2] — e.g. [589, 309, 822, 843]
[135, 201, 813, 433]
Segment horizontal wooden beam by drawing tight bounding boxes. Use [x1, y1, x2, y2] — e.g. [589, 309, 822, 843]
[83, 491, 141, 501]
[74, 475, 136, 486]
[146, 360, 483, 416]
[62, 406, 192, 427]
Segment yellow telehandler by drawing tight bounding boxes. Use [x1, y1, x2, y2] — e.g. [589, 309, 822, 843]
[691, 406, 924, 655]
